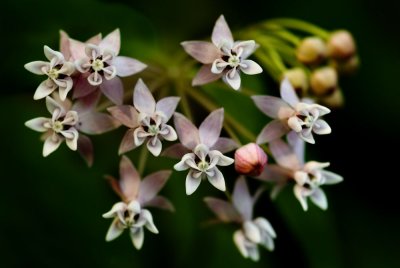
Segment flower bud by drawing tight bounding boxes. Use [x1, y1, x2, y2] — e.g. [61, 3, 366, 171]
[235, 143, 267, 176]
[282, 68, 309, 97]
[310, 66, 338, 96]
[296, 37, 327, 65]
[327, 30, 356, 60]
[320, 88, 344, 108]
[332, 55, 359, 75]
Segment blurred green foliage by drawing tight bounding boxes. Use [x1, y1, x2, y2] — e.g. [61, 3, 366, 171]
[1, 0, 400, 267]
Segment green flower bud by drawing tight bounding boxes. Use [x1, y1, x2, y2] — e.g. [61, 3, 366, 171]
[296, 37, 327, 65]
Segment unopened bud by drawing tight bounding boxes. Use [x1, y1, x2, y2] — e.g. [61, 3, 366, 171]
[327, 30, 356, 60]
[282, 68, 309, 97]
[310, 66, 338, 96]
[320, 88, 344, 108]
[296, 37, 327, 65]
[332, 55, 359, 75]
[235, 143, 267, 176]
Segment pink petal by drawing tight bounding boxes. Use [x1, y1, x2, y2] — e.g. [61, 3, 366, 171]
[280, 77, 300, 107]
[146, 137, 162, 156]
[34, 79, 57, 100]
[199, 108, 224, 148]
[144, 195, 175, 212]
[72, 75, 98, 99]
[24, 61, 49, 75]
[113, 56, 147, 77]
[105, 175, 125, 200]
[173, 112, 200, 150]
[78, 112, 120, 135]
[119, 155, 141, 201]
[100, 77, 123, 105]
[181, 41, 221, 64]
[45, 96, 65, 116]
[161, 143, 191, 159]
[224, 68, 241, 90]
[86, 33, 102, 45]
[138, 170, 171, 205]
[133, 79, 156, 115]
[100, 28, 120, 54]
[72, 90, 101, 114]
[232, 177, 253, 221]
[107, 105, 139, 128]
[192, 64, 223, 86]
[287, 131, 305, 166]
[204, 197, 242, 223]
[211, 15, 234, 47]
[240, 60, 262, 75]
[269, 139, 301, 170]
[156, 97, 180, 122]
[68, 38, 87, 61]
[118, 129, 137, 155]
[59, 30, 71, 60]
[251, 95, 294, 119]
[256, 119, 289, 145]
[210, 137, 238, 153]
[77, 134, 94, 167]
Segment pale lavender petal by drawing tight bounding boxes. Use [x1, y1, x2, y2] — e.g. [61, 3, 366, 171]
[103, 65, 117, 81]
[156, 97, 180, 122]
[173, 153, 195, 171]
[63, 128, 79, 150]
[130, 227, 144, 250]
[59, 30, 71, 60]
[287, 131, 305, 166]
[72, 90, 101, 114]
[204, 197, 241, 223]
[119, 155, 141, 201]
[86, 33, 102, 45]
[162, 143, 191, 159]
[100, 77, 123, 105]
[313, 119, 331, 135]
[243, 221, 261, 243]
[147, 137, 162, 156]
[107, 105, 139, 128]
[254, 217, 276, 238]
[67, 38, 87, 61]
[232, 177, 253, 221]
[77, 134, 93, 167]
[260, 233, 275, 251]
[24, 61, 49, 75]
[57, 78, 73, 101]
[134, 127, 150, 146]
[224, 68, 241, 90]
[138, 170, 171, 205]
[181, 41, 221, 64]
[192, 64, 223, 86]
[159, 125, 177, 141]
[113, 56, 147, 77]
[288, 116, 303, 132]
[233, 40, 258, 59]
[256, 119, 289, 144]
[43, 135, 63, 157]
[100, 28, 120, 54]
[186, 170, 202, 195]
[144, 196, 175, 212]
[134, 79, 156, 115]
[321, 170, 343, 185]
[72, 74, 98, 99]
[199, 108, 224, 148]
[211, 59, 229, 74]
[209, 150, 234, 166]
[310, 188, 328, 210]
[212, 15, 234, 47]
[294, 185, 308, 211]
[233, 230, 249, 258]
[251, 95, 294, 119]
[87, 72, 103, 86]
[78, 112, 120, 135]
[240, 60, 262, 75]
[105, 218, 124, 241]
[299, 128, 315, 144]
[280, 77, 300, 107]
[58, 61, 75, 76]
[210, 137, 238, 153]
[269, 139, 301, 170]
[118, 129, 137, 155]
[173, 112, 200, 150]
[206, 168, 226, 191]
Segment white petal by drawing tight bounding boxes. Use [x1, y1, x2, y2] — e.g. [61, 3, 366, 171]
[146, 137, 162, 156]
[254, 217, 276, 238]
[185, 171, 202, 195]
[43, 135, 63, 157]
[174, 153, 196, 171]
[159, 124, 177, 141]
[24, 61, 49, 75]
[211, 15, 234, 48]
[87, 72, 103, 86]
[299, 128, 315, 144]
[34, 79, 57, 100]
[206, 168, 226, 192]
[133, 127, 150, 146]
[294, 171, 309, 186]
[310, 188, 328, 210]
[105, 218, 125, 241]
[25, 117, 50, 132]
[113, 56, 147, 77]
[260, 233, 275, 251]
[294, 185, 308, 211]
[57, 78, 73, 101]
[134, 79, 156, 115]
[243, 221, 261, 243]
[280, 77, 300, 107]
[62, 128, 79, 151]
[233, 230, 249, 258]
[209, 150, 234, 167]
[240, 60, 262, 75]
[44, 46, 64, 62]
[288, 116, 303, 132]
[130, 227, 144, 250]
[224, 68, 241, 90]
[211, 59, 229, 74]
[320, 170, 343, 185]
[313, 119, 332, 135]
[232, 177, 253, 221]
[141, 209, 159, 234]
[102, 202, 127, 219]
[247, 246, 260, 262]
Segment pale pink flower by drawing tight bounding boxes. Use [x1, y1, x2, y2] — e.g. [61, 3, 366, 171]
[24, 46, 75, 101]
[205, 177, 276, 261]
[108, 79, 179, 156]
[182, 15, 262, 90]
[103, 156, 173, 249]
[252, 78, 332, 144]
[172, 109, 237, 195]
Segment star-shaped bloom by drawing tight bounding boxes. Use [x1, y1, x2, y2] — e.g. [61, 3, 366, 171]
[25, 46, 75, 100]
[258, 133, 343, 211]
[172, 109, 237, 195]
[182, 15, 262, 90]
[252, 78, 332, 144]
[108, 79, 180, 156]
[204, 177, 276, 261]
[103, 156, 174, 249]
[66, 29, 147, 105]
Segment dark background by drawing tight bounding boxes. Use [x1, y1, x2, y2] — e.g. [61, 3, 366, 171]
[1, 0, 399, 267]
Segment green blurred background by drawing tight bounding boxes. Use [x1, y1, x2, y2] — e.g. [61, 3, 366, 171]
[1, 0, 400, 267]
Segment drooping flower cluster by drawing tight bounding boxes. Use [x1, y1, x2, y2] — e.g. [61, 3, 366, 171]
[24, 14, 351, 261]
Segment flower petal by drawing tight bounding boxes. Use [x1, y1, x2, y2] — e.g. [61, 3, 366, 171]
[294, 184, 308, 211]
[77, 134, 93, 167]
[174, 153, 196, 171]
[224, 68, 241, 90]
[107, 105, 139, 128]
[105, 218, 124, 241]
[130, 227, 144, 250]
[43, 45, 64, 62]
[100, 28, 120, 54]
[144, 195, 175, 212]
[209, 150, 234, 166]
[321, 170, 343, 185]
[63, 128, 79, 150]
[156, 97, 180, 122]
[251, 95, 294, 119]
[204, 197, 241, 223]
[72, 74, 98, 99]
[243, 221, 261, 243]
[254, 217, 276, 238]
[212, 15, 234, 48]
[280, 77, 300, 107]
[207, 168, 226, 192]
[310, 188, 328, 210]
[118, 129, 137, 155]
[185, 170, 202, 195]
[138, 170, 171, 205]
[113, 56, 147, 77]
[234, 40, 258, 59]
[159, 124, 177, 141]
[120, 155, 141, 201]
[287, 131, 305, 166]
[78, 112, 120, 135]
[199, 108, 224, 148]
[173, 112, 200, 150]
[269, 139, 301, 170]
[210, 137, 238, 153]
[299, 128, 315, 144]
[313, 119, 332, 135]
[162, 143, 191, 159]
[57, 78, 73, 101]
[232, 177, 253, 221]
[100, 76, 123, 105]
[192, 64, 223, 86]
[147, 137, 162, 156]
[67, 37, 87, 61]
[24, 61, 49, 75]
[141, 209, 159, 234]
[43, 135, 63, 157]
[87, 72, 102, 86]
[133, 79, 156, 115]
[256, 119, 289, 145]
[240, 60, 262, 75]
[59, 30, 71, 60]
[233, 230, 249, 258]
[181, 41, 221, 64]
[25, 117, 50, 132]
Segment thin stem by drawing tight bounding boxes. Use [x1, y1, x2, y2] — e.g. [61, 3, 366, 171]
[137, 145, 148, 175]
[264, 19, 330, 39]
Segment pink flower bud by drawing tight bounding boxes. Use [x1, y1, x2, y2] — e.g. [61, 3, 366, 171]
[235, 143, 267, 176]
[296, 37, 327, 65]
[327, 30, 356, 60]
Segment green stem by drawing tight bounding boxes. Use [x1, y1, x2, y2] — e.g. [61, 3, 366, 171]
[137, 145, 148, 175]
[264, 18, 330, 39]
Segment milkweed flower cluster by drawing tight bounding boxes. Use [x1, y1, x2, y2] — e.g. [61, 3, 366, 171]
[24, 14, 354, 261]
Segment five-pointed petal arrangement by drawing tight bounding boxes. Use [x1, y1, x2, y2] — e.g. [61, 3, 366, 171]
[182, 15, 262, 90]
[25, 46, 75, 101]
[204, 177, 276, 261]
[108, 79, 180, 156]
[173, 109, 236, 195]
[103, 156, 173, 249]
[252, 77, 332, 144]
